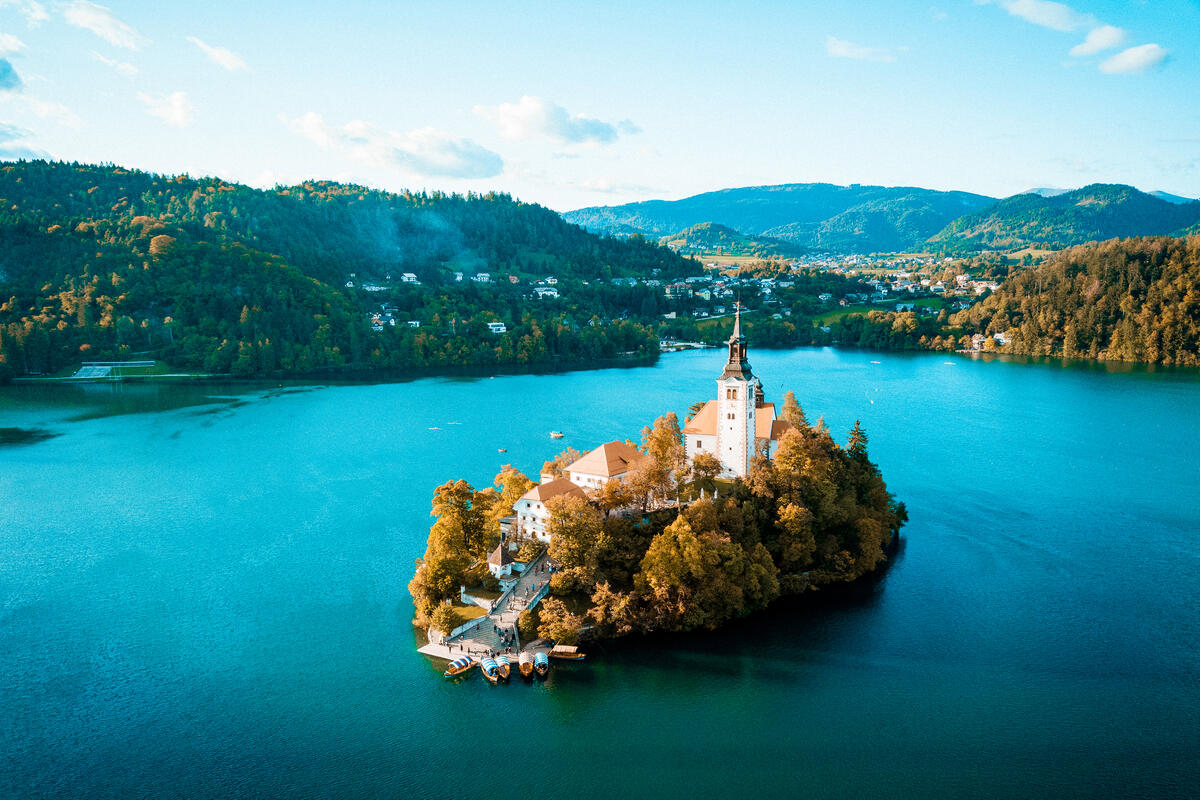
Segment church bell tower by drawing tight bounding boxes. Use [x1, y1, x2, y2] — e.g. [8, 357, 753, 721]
[715, 305, 757, 477]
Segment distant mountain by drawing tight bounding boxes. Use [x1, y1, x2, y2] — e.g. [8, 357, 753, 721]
[1150, 190, 1196, 205]
[926, 184, 1200, 252]
[1023, 187, 1069, 197]
[659, 222, 806, 258]
[564, 183, 996, 254]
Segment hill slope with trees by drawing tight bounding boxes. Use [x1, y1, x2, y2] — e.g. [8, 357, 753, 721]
[927, 185, 1200, 253]
[827, 236, 1200, 366]
[0, 160, 698, 380]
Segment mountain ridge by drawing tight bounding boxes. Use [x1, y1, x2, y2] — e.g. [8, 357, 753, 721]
[566, 181, 1200, 254]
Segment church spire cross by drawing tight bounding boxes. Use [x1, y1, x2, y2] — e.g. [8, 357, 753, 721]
[721, 302, 752, 380]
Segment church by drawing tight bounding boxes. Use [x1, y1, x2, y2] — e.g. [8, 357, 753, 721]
[682, 307, 791, 477]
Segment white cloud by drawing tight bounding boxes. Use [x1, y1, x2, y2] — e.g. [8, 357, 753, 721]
[0, 91, 80, 126]
[579, 177, 657, 194]
[474, 96, 625, 144]
[825, 35, 897, 62]
[1069, 25, 1126, 57]
[186, 36, 247, 71]
[0, 0, 49, 25]
[1099, 43, 1168, 74]
[282, 112, 503, 179]
[91, 50, 136, 76]
[138, 91, 194, 127]
[62, 0, 147, 50]
[0, 119, 44, 157]
[985, 0, 1094, 32]
[0, 33, 26, 54]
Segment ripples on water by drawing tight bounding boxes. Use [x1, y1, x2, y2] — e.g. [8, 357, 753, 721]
[1, 349, 1198, 799]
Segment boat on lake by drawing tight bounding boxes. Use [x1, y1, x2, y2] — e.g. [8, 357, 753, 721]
[498, 448, 507, 453]
[496, 655, 511, 681]
[549, 431, 564, 439]
[550, 644, 586, 661]
[480, 656, 501, 684]
[443, 656, 475, 677]
[534, 651, 550, 678]
[518, 651, 534, 679]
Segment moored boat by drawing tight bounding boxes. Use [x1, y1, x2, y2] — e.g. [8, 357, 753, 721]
[550, 644, 586, 661]
[443, 656, 475, 678]
[480, 656, 500, 683]
[518, 651, 534, 679]
[534, 651, 550, 678]
[496, 655, 511, 682]
[549, 431, 564, 439]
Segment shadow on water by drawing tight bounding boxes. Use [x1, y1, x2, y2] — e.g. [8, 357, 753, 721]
[581, 541, 907, 685]
[0, 380, 331, 423]
[0, 426, 60, 446]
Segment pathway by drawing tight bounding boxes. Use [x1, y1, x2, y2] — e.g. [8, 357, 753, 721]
[418, 550, 558, 662]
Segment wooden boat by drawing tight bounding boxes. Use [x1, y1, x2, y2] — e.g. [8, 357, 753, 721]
[443, 656, 475, 678]
[549, 431, 564, 439]
[533, 651, 550, 678]
[480, 656, 500, 684]
[497, 448, 507, 453]
[496, 655, 511, 682]
[550, 644, 586, 661]
[518, 651, 534, 679]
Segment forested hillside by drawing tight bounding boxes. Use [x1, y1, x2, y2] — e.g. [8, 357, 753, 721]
[927, 185, 1200, 253]
[952, 236, 1200, 364]
[828, 236, 1200, 366]
[0, 160, 697, 380]
[659, 222, 805, 257]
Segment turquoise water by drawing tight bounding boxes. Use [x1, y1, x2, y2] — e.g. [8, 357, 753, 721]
[2, 349, 1198, 798]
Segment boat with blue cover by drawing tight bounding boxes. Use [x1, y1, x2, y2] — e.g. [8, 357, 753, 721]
[480, 656, 501, 683]
[534, 651, 549, 678]
[443, 656, 475, 678]
[496, 655, 511, 681]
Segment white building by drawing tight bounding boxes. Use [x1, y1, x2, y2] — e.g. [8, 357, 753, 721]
[566, 441, 649, 491]
[682, 308, 791, 478]
[487, 322, 507, 334]
[512, 477, 587, 543]
[401, 273, 419, 284]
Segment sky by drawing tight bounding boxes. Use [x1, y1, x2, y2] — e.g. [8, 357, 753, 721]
[0, 0, 1198, 211]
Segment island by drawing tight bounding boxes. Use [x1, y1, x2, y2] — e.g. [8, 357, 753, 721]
[410, 307, 907, 676]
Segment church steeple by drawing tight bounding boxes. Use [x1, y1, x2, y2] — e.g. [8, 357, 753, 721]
[720, 304, 753, 380]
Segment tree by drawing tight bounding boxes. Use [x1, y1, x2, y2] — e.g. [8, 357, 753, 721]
[642, 412, 687, 476]
[546, 494, 605, 585]
[781, 390, 809, 429]
[689, 451, 722, 496]
[430, 604, 459, 636]
[487, 465, 534, 546]
[540, 447, 582, 479]
[847, 420, 868, 461]
[588, 581, 637, 638]
[536, 596, 583, 644]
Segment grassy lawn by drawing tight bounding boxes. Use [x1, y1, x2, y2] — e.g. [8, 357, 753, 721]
[448, 603, 487, 628]
[466, 586, 502, 601]
[814, 297, 950, 324]
[814, 303, 874, 323]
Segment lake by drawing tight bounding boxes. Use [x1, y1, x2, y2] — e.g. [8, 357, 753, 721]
[2, 348, 1198, 799]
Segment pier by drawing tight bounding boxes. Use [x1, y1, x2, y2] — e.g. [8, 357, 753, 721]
[418, 550, 559, 662]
